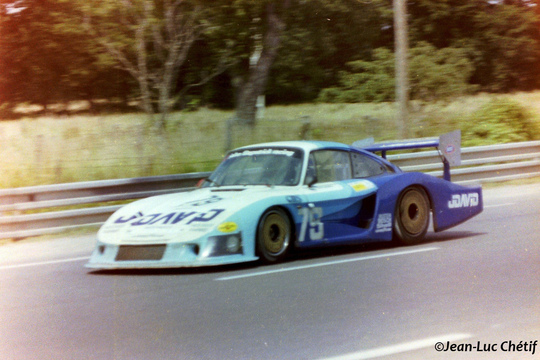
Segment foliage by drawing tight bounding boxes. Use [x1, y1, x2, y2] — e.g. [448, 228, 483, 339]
[0, 0, 94, 108]
[408, 0, 540, 91]
[2, 0, 540, 115]
[317, 48, 395, 103]
[409, 42, 477, 100]
[80, 0, 229, 128]
[461, 98, 540, 146]
[266, 0, 391, 104]
[471, 3, 540, 91]
[233, 0, 292, 125]
[317, 43, 476, 103]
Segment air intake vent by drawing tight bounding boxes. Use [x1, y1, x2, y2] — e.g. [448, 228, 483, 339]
[115, 245, 166, 261]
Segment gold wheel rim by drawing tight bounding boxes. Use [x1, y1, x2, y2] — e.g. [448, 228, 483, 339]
[399, 189, 429, 235]
[262, 213, 289, 255]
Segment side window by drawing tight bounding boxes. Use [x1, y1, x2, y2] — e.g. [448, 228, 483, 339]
[351, 152, 386, 178]
[310, 150, 352, 183]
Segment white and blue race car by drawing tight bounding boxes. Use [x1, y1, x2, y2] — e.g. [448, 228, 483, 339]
[86, 131, 482, 269]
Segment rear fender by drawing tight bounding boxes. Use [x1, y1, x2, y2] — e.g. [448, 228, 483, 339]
[426, 180, 483, 232]
[372, 173, 483, 235]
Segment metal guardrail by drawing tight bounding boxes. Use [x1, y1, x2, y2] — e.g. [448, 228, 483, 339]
[1, 141, 539, 239]
[389, 140, 540, 184]
[0, 173, 210, 239]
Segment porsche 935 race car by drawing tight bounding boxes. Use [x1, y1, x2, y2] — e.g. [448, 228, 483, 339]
[86, 131, 482, 269]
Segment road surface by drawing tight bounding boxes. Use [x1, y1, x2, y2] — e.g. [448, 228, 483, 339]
[1, 183, 539, 360]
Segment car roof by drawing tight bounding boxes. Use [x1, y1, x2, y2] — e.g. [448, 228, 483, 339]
[231, 140, 400, 172]
[235, 140, 351, 152]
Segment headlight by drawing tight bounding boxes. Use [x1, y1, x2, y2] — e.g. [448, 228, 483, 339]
[202, 233, 243, 257]
[225, 236, 241, 253]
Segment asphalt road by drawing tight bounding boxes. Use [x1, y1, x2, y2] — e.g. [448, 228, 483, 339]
[1, 183, 539, 360]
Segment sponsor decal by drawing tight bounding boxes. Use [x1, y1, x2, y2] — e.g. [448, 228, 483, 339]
[311, 183, 342, 190]
[349, 180, 376, 192]
[114, 209, 225, 226]
[286, 196, 302, 203]
[351, 182, 367, 192]
[375, 213, 392, 233]
[183, 195, 223, 207]
[218, 222, 238, 233]
[448, 193, 479, 209]
[229, 148, 295, 158]
[114, 211, 143, 224]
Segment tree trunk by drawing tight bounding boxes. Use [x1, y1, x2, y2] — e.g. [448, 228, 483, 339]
[139, 73, 154, 122]
[156, 66, 173, 132]
[136, 1, 154, 123]
[235, 2, 287, 126]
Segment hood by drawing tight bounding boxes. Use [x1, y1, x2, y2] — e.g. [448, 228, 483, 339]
[98, 186, 292, 245]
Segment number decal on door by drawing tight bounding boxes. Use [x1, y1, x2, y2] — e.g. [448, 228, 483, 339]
[298, 205, 324, 242]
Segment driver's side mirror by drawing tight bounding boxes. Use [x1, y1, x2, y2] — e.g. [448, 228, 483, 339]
[305, 175, 318, 187]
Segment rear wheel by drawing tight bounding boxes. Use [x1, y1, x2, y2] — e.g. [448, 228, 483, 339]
[394, 186, 430, 245]
[256, 208, 291, 263]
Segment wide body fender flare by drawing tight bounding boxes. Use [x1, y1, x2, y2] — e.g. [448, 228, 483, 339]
[372, 173, 483, 234]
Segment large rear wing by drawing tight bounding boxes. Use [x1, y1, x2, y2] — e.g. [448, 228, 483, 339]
[353, 130, 461, 181]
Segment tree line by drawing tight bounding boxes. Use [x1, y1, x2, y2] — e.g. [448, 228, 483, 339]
[1, 0, 539, 127]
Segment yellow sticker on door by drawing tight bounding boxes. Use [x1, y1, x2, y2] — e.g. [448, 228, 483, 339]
[350, 180, 375, 192]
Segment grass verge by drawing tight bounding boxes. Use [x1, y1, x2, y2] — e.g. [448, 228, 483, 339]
[1, 92, 539, 188]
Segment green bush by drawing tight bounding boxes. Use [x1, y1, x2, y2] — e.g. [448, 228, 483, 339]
[317, 48, 395, 103]
[461, 99, 539, 145]
[317, 43, 476, 104]
[409, 43, 477, 101]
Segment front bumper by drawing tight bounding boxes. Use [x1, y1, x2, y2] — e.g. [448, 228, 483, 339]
[85, 234, 257, 269]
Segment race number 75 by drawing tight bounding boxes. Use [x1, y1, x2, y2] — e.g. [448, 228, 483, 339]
[298, 205, 324, 242]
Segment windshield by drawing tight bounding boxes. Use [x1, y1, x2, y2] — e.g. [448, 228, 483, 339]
[206, 147, 304, 187]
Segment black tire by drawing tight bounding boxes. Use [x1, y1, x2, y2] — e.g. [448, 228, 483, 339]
[394, 186, 430, 245]
[256, 208, 291, 263]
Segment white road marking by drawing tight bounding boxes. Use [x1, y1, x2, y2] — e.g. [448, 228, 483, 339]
[0, 256, 90, 270]
[484, 203, 515, 209]
[317, 333, 473, 360]
[215, 247, 439, 281]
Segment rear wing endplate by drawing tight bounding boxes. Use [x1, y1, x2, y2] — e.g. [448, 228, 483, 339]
[353, 130, 461, 181]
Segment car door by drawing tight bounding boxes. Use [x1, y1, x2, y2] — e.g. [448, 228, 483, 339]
[296, 149, 378, 245]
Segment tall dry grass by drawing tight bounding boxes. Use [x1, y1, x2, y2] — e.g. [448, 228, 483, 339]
[1, 92, 539, 188]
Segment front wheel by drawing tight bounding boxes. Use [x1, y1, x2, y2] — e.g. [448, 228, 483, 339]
[256, 208, 291, 263]
[394, 186, 430, 245]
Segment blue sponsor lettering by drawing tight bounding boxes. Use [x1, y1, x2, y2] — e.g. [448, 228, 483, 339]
[132, 214, 161, 226]
[119, 209, 225, 226]
[170, 211, 196, 224]
[187, 209, 225, 224]
[114, 212, 143, 224]
[148, 212, 176, 225]
[184, 195, 223, 207]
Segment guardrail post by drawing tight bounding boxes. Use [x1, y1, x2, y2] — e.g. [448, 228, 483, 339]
[299, 116, 311, 140]
[225, 117, 235, 153]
